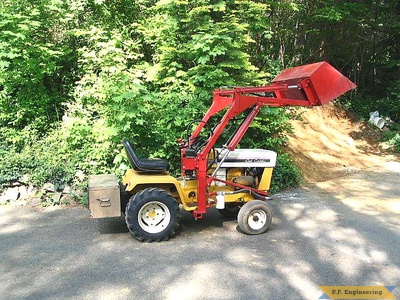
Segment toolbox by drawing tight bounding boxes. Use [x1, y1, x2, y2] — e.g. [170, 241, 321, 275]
[88, 174, 121, 218]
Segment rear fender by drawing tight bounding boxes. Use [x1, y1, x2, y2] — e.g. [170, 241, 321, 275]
[122, 169, 194, 211]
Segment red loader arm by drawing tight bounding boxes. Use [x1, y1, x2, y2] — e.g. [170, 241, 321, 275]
[180, 61, 357, 219]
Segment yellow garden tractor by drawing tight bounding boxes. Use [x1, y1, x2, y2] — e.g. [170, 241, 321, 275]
[88, 61, 356, 242]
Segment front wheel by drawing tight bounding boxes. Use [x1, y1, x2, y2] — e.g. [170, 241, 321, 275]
[125, 188, 181, 242]
[237, 200, 272, 235]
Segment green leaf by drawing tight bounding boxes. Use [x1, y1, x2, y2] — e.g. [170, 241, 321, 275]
[0, 60, 10, 68]
[197, 55, 209, 64]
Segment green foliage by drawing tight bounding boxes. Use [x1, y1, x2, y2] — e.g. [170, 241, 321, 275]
[386, 80, 400, 123]
[0, 2, 74, 131]
[0, 128, 75, 188]
[269, 153, 302, 194]
[338, 89, 399, 124]
[382, 122, 400, 153]
[242, 107, 293, 150]
[388, 133, 400, 152]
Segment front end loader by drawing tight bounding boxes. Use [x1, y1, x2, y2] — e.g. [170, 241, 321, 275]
[88, 61, 356, 242]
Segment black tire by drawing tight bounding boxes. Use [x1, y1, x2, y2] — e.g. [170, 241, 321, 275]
[125, 188, 181, 242]
[237, 200, 272, 235]
[217, 203, 241, 218]
[119, 182, 132, 212]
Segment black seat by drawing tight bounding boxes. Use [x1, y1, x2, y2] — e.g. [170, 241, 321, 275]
[122, 140, 169, 173]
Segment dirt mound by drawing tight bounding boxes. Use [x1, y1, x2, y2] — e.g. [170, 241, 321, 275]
[285, 103, 398, 183]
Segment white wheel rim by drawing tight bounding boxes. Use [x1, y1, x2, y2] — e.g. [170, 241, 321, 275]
[138, 201, 171, 234]
[247, 209, 267, 230]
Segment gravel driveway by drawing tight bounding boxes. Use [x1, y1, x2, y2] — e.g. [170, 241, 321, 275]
[1, 162, 399, 300]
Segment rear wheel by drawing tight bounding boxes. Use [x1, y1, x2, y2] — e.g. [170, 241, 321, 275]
[119, 182, 132, 212]
[237, 200, 272, 235]
[125, 188, 181, 242]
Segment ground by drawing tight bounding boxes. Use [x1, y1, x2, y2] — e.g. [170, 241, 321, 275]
[1, 162, 398, 300]
[285, 102, 399, 183]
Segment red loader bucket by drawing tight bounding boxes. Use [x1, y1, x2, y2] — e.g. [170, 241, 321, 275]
[272, 61, 357, 106]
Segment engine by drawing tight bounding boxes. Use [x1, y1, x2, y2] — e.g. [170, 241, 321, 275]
[214, 149, 277, 190]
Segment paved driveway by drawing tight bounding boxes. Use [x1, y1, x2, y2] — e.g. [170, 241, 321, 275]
[1, 163, 399, 299]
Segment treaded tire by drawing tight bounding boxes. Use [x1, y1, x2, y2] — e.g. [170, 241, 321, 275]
[125, 188, 181, 242]
[237, 200, 272, 235]
[119, 182, 132, 212]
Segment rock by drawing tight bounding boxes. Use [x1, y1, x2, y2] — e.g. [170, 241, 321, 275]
[344, 166, 360, 174]
[72, 188, 85, 199]
[18, 185, 29, 199]
[10, 199, 27, 206]
[61, 194, 77, 206]
[52, 192, 62, 204]
[2, 181, 22, 188]
[346, 137, 355, 147]
[27, 186, 38, 198]
[18, 174, 30, 185]
[29, 198, 42, 207]
[0, 198, 9, 205]
[62, 185, 71, 194]
[42, 183, 55, 193]
[75, 170, 85, 181]
[1, 187, 20, 201]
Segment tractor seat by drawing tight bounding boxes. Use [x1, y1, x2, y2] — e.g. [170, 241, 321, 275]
[122, 140, 169, 173]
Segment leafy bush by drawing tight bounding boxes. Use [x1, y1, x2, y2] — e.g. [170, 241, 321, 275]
[269, 153, 302, 194]
[338, 79, 400, 124]
[0, 130, 75, 189]
[386, 80, 400, 123]
[388, 133, 400, 152]
[0, 5, 74, 131]
[382, 122, 400, 153]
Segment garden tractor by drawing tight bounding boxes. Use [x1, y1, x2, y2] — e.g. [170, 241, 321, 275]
[88, 61, 356, 242]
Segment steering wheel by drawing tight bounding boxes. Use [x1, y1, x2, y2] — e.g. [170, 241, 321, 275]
[186, 119, 214, 152]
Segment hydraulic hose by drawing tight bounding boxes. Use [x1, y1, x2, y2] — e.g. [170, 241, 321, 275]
[221, 189, 271, 201]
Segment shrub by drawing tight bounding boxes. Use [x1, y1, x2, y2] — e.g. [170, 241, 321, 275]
[269, 153, 302, 194]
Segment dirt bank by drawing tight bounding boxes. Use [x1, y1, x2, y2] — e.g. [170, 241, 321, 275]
[285, 103, 399, 183]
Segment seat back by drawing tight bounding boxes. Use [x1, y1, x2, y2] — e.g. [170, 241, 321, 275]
[123, 140, 141, 171]
[122, 140, 169, 173]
